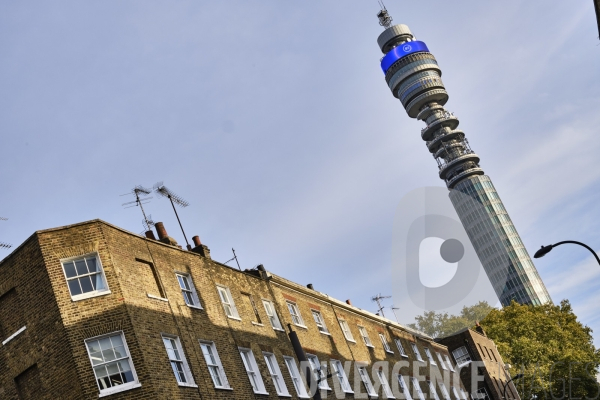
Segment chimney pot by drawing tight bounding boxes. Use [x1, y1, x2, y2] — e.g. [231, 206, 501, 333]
[192, 236, 202, 247]
[155, 222, 168, 240]
[307, 283, 314, 290]
[346, 299, 352, 306]
[257, 264, 266, 272]
[145, 230, 156, 240]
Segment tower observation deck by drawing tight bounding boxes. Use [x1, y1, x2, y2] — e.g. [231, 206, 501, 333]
[376, 8, 551, 306]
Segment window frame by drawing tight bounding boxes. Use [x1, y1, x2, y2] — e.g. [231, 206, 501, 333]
[286, 301, 306, 327]
[444, 354, 456, 372]
[161, 334, 197, 387]
[357, 365, 377, 397]
[263, 352, 290, 396]
[307, 353, 331, 390]
[436, 352, 448, 370]
[330, 359, 353, 393]
[358, 326, 373, 347]
[438, 382, 451, 400]
[379, 333, 394, 354]
[376, 368, 395, 399]
[311, 309, 329, 334]
[398, 375, 413, 400]
[242, 293, 263, 325]
[395, 338, 408, 357]
[61, 253, 111, 301]
[262, 299, 284, 331]
[452, 346, 471, 367]
[452, 386, 462, 400]
[428, 380, 441, 400]
[199, 340, 230, 389]
[424, 348, 437, 365]
[411, 377, 426, 400]
[175, 273, 202, 309]
[239, 347, 268, 395]
[339, 320, 355, 342]
[411, 342, 424, 362]
[283, 356, 310, 398]
[84, 331, 141, 397]
[216, 285, 240, 320]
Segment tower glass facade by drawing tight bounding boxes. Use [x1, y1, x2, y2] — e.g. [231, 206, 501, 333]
[376, 10, 551, 306]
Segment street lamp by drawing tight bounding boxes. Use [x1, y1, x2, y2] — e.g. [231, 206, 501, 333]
[533, 241, 600, 265]
[503, 373, 524, 400]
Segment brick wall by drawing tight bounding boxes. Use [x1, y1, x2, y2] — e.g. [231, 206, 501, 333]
[1, 219, 471, 399]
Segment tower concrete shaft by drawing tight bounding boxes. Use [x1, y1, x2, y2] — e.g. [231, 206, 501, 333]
[377, 19, 551, 306]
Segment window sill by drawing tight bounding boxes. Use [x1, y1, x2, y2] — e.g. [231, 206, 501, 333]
[72, 290, 112, 302]
[253, 391, 270, 395]
[400, 354, 409, 358]
[227, 316, 242, 321]
[365, 344, 375, 348]
[385, 350, 395, 354]
[177, 382, 199, 388]
[2, 326, 26, 346]
[214, 386, 234, 391]
[186, 304, 203, 310]
[272, 327, 285, 332]
[251, 321, 264, 326]
[276, 394, 292, 398]
[98, 382, 142, 397]
[147, 293, 168, 302]
[319, 331, 331, 336]
[293, 324, 308, 330]
[345, 339, 357, 343]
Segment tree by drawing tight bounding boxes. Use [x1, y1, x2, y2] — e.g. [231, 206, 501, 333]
[410, 300, 600, 399]
[407, 301, 495, 338]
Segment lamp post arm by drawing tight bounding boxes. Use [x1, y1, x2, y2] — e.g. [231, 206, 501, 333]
[553, 241, 600, 266]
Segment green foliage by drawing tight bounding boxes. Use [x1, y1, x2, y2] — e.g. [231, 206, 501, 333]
[480, 300, 600, 400]
[407, 301, 495, 338]
[410, 300, 600, 399]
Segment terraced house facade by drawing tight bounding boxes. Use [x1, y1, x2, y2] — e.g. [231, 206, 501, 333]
[0, 219, 470, 399]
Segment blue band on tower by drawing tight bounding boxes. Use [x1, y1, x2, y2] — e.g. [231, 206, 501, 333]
[380, 41, 430, 74]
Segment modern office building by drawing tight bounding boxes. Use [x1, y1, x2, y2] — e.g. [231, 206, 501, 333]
[375, 7, 552, 306]
[0, 219, 470, 399]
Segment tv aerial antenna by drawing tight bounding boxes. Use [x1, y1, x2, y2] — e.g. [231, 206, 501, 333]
[224, 248, 241, 271]
[0, 217, 11, 250]
[391, 305, 401, 323]
[121, 185, 154, 234]
[372, 293, 391, 318]
[153, 182, 192, 250]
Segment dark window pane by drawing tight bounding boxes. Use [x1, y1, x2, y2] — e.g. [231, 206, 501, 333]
[63, 262, 77, 278]
[87, 257, 98, 273]
[80, 276, 94, 293]
[184, 292, 194, 305]
[68, 280, 82, 296]
[75, 259, 88, 275]
[122, 370, 134, 383]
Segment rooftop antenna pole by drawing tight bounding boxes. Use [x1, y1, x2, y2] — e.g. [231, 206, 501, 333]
[0, 217, 11, 250]
[224, 248, 242, 271]
[391, 306, 401, 323]
[372, 293, 392, 318]
[121, 186, 155, 234]
[377, 1, 393, 29]
[154, 182, 192, 251]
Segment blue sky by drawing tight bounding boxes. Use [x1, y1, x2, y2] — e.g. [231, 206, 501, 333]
[1, 1, 599, 344]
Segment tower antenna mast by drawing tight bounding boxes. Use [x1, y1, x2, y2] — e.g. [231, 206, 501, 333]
[372, 293, 392, 318]
[377, 1, 393, 29]
[154, 182, 192, 250]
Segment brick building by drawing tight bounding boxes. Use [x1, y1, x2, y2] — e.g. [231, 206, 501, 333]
[437, 327, 520, 400]
[1, 219, 470, 399]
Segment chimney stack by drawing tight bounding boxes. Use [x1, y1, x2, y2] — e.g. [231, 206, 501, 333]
[155, 222, 168, 240]
[192, 236, 202, 247]
[145, 230, 156, 240]
[307, 284, 314, 290]
[346, 299, 352, 306]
